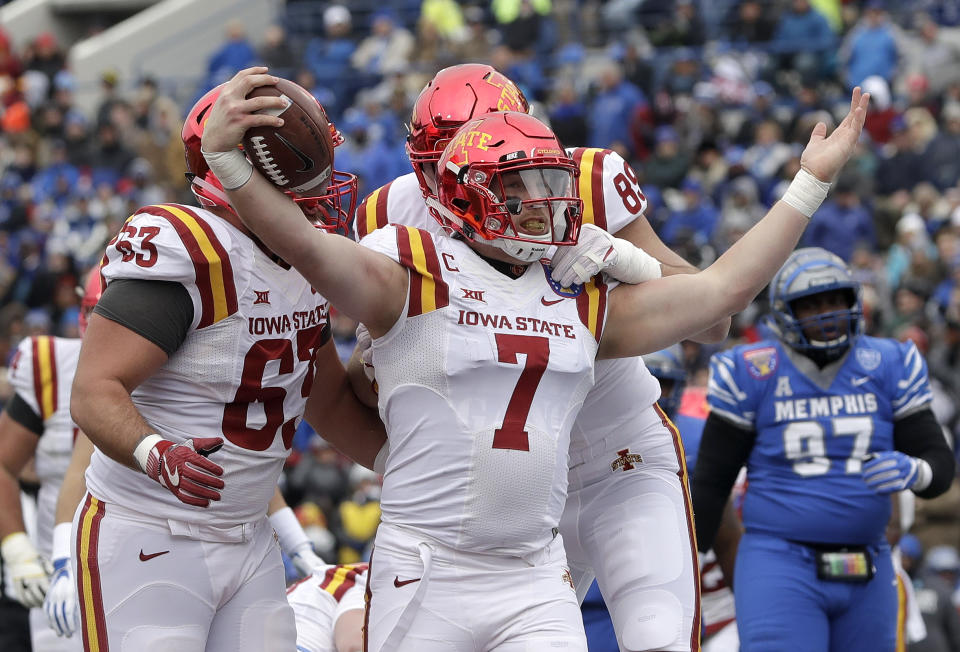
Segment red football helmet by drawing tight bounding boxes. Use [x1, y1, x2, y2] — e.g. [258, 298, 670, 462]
[181, 85, 357, 232]
[434, 111, 581, 263]
[407, 64, 529, 198]
[78, 267, 103, 336]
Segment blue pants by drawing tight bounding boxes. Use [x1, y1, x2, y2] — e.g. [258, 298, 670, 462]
[734, 532, 896, 652]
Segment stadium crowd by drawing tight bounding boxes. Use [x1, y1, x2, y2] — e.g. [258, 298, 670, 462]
[4, 0, 960, 648]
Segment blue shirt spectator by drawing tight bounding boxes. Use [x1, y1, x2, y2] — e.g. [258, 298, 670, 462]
[802, 180, 877, 262]
[842, 3, 899, 89]
[206, 20, 257, 87]
[587, 62, 646, 154]
[660, 178, 720, 247]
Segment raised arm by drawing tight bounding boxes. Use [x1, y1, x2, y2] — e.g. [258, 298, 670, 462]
[598, 88, 869, 358]
[199, 67, 406, 337]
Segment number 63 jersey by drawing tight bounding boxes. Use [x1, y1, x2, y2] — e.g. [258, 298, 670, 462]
[361, 225, 607, 556]
[707, 336, 933, 545]
[85, 204, 328, 527]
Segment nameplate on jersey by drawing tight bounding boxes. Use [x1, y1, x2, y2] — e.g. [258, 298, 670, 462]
[815, 547, 874, 583]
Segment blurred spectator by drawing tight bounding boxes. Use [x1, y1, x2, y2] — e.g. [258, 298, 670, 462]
[420, 0, 466, 41]
[648, 0, 705, 48]
[21, 32, 64, 93]
[771, 0, 836, 86]
[548, 79, 588, 148]
[304, 4, 356, 114]
[902, 538, 960, 652]
[862, 75, 900, 145]
[285, 435, 349, 516]
[337, 465, 381, 563]
[643, 125, 689, 190]
[911, 13, 960, 97]
[840, 1, 899, 90]
[742, 119, 793, 183]
[257, 24, 299, 78]
[923, 102, 960, 191]
[802, 172, 876, 262]
[876, 115, 927, 196]
[95, 69, 125, 129]
[887, 212, 937, 289]
[587, 61, 646, 155]
[660, 177, 719, 247]
[492, 0, 552, 54]
[205, 19, 257, 87]
[726, 0, 778, 45]
[714, 175, 765, 252]
[351, 9, 415, 78]
[0, 29, 22, 79]
[88, 122, 135, 182]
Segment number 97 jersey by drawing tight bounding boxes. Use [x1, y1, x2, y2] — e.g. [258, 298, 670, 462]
[84, 204, 328, 527]
[707, 336, 933, 545]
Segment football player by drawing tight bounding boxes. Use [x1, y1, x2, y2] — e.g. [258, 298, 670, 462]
[692, 248, 956, 651]
[286, 563, 367, 652]
[201, 67, 866, 650]
[354, 64, 723, 651]
[68, 84, 385, 651]
[0, 270, 100, 652]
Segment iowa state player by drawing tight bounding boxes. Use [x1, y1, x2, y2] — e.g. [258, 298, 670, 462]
[693, 248, 955, 652]
[68, 86, 384, 651]
[354, 64, 726, 650]
[286, 563, 367, 652]
[202, 67, 867, 650]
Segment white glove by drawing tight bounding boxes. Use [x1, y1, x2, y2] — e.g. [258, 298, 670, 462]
[1, 531, 50, 607]
[550, 224, 662, 287]
[288, 541, 327, 577]
[355, 324, 375, 385]
[44, 558, 78, 637]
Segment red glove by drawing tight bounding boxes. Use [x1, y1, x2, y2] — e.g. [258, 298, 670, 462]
[142, 437, 225, 507]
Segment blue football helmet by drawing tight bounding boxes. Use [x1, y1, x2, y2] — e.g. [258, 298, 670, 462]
[767, 247, 863, 356]
[642, 344, 688, 419]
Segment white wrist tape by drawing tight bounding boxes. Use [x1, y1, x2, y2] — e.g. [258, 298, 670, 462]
[52, 522, 72, 561]
[133, 434, 164, 474]
[269, 506, 311, 555]
[201, 148, 253, 190]
[913, 458, 932, 492]
[781, 168, 831, 219]
[609, 238, 662, 284]
[373, 441, 390, 475]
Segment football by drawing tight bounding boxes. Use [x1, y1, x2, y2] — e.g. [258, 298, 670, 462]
[242, 78, 335, 195]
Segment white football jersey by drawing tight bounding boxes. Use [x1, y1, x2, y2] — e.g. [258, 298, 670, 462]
[85, 204, 328, 527]
[354, 152, 661, 462]
[287, 564, 367, 652]
[8, 336, 80, 558]
[360, 224, 606, 555]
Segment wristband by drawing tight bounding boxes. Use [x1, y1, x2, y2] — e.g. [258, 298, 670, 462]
[780, 168, 831, 219]
[269, 506, 311, 556]
[133, 434, 164, 474]
[610, 238, 662, 284]
[201, 148, 254, 190]
[52, 522, 72, 562]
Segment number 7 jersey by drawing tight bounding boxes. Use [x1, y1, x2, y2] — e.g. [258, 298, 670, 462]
[85, 204, 328, 526]
[360, 224, 608, 556]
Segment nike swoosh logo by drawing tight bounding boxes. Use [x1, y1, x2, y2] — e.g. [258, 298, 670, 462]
[541, 297, 564, 306]
[167, 466, 180, 487]
[276, 133, 315, 173]
[393, 576, 421, 588]
[139, 549, 170, 562]
[852, 376, 871, 386]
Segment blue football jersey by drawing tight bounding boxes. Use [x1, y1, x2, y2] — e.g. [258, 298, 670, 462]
[707, 336, 932, 544]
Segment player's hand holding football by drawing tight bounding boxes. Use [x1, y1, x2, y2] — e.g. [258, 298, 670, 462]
[550, 223, 662, 287]
[134, 435, 225, 507]
[862, 451, 931, 494]
[200, 67, 286, 153]
[799, 86, 869, 184]
[1, 531, 50, 607]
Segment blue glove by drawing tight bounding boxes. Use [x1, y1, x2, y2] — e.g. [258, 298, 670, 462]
[43, 557, 78, 637]
[862, 451, 923, 494]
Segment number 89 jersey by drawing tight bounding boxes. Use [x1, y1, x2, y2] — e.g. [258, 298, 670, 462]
[360, 224, 607, 556]
[85, 204, 328, 527]
[707, 336, 933, 545]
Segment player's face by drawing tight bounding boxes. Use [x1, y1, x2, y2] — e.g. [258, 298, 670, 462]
[791, 290, 851, 342]
[497, 169, 573, 239]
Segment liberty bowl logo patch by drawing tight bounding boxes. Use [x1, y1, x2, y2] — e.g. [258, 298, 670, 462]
[744, 347, 778, 379]
[540, 262, 583, 297]
[856, 348, 881, 371]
